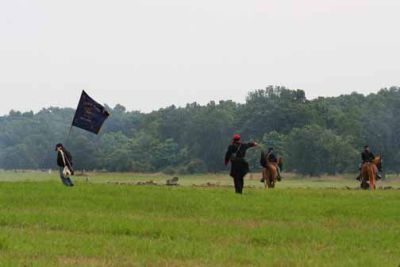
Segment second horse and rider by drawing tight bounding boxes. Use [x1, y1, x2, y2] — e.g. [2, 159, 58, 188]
[225, 135, 383, 193]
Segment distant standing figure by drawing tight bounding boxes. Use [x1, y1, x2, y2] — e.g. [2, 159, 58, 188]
[55, 143, 74, 187]
[224, 134, 257, 194]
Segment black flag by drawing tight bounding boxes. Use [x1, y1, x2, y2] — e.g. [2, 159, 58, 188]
[72, 90, 110, 134]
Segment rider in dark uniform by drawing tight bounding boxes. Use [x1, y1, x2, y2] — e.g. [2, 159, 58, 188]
[361, 145, 375, 163]
[260, 147, 282, 182]
[357, 145, 381, 180]
[225, 134, 257, 194]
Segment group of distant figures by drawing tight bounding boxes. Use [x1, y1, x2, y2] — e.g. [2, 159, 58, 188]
[53, 137, 382, 192]
[225, 135, 383, 194]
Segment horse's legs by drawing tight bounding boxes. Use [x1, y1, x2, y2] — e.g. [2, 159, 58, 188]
[267, 171, 273, 188]
[262, 168, 268, 189]
[270, 166, 277, 188]
[269, 175, 276, 188]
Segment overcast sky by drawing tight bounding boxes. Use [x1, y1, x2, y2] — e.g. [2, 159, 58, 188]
[1, 0, 400, 115]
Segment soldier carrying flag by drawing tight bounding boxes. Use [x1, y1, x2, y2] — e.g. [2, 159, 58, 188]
[54, 90, 110, 186]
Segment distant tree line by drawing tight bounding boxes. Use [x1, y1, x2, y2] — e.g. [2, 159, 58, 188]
[1, 86, 400, 176]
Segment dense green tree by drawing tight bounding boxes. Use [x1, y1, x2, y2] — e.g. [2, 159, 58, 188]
[285, 125, 358, 176]
[1, 144, 38, 169]
[1, 86, 399, 175]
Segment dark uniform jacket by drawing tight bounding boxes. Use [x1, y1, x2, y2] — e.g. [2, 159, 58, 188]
[361, 150, 375, 163]
[260, 151, 277, 168]
[57, 149, 73, 168]
[225, 142, 256, 177]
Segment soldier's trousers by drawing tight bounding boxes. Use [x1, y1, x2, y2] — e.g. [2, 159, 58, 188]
[232, 174, 244, 194]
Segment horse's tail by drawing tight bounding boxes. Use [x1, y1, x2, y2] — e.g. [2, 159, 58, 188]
[366, 163, 376, 190]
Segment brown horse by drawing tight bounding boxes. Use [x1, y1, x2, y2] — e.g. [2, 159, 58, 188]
[262, 158, 283, 189]
[360, 156, 382, 190]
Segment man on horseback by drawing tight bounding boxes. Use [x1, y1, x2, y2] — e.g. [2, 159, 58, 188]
[260, 147, 282, 182]
[356, 145, 382, 181]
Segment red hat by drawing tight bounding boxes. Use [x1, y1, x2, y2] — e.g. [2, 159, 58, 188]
[233, 134, 241, 141]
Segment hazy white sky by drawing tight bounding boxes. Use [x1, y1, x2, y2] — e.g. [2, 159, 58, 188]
[1, 0, 400, 115]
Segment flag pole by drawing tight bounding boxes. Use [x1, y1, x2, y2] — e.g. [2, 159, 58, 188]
[65, 125, 73, 146]
[64, 90, 82, 146]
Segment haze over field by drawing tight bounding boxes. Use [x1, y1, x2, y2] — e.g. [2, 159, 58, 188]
[1, 0, 400, 115]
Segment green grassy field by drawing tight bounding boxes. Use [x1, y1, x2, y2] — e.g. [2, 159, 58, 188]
[0, 172, 399, 266]
[1, 170, 400, 189]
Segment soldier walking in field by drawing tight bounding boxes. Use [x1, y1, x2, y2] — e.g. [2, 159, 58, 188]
[55, 143, 74, 187]
[224, 134, 257, 194]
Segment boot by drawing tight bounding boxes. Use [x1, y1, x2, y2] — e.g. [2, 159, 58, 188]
[356, 174, 361, 181]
